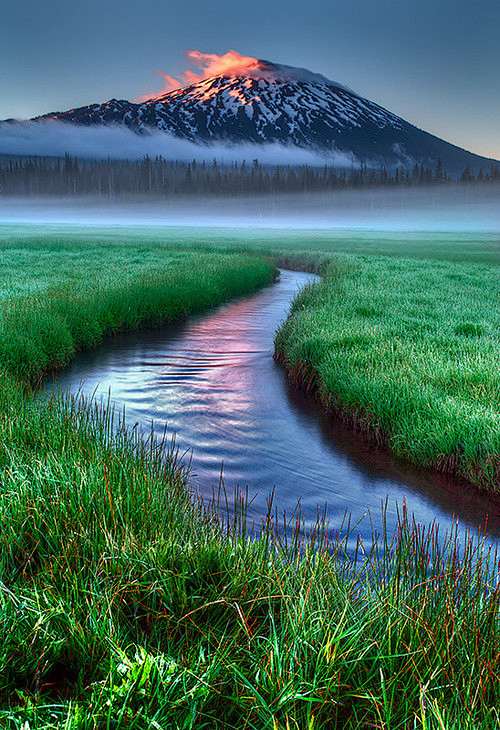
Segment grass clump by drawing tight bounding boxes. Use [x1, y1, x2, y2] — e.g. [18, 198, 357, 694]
[275, 254, 500, 490]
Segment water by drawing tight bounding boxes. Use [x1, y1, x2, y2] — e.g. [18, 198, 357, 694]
[44, 269, 500, 543]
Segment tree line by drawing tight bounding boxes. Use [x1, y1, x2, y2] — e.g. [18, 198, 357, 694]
[0, 154, 499, 197]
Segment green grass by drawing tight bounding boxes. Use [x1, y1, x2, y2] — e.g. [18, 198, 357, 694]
[0, 246, 275, 383]
[274, 254, 500, 490]
[0, 228, 499, 726]
[1, 379, 500, 728]
[1, 377, 500, 728]
[1, 222, 499, 264]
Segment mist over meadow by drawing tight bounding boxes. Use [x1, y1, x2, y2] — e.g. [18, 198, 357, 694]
[1, 116, 499, 234]
[1, 185, 499, 233]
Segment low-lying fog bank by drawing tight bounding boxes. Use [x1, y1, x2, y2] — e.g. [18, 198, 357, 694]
[1, 186, 499, 232]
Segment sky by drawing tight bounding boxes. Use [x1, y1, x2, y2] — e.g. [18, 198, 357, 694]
[1, 0, 499, 160]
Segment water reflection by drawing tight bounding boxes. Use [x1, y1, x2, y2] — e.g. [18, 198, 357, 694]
[44, 270, 500, 544]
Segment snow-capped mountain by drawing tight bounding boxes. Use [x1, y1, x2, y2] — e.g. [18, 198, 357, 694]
[34, 60, 496, 173]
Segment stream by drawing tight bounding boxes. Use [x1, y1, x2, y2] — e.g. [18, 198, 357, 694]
[43, 269, 500, 545]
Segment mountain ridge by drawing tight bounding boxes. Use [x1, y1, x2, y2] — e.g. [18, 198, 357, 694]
[17, 60, 500, 174]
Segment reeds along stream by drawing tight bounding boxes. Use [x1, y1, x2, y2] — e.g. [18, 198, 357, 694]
[44, 269, 500, 546]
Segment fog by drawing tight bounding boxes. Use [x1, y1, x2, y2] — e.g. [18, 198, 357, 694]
[1, 186, 499, 233]
[0, 119, 354, 167]
[2, 120, 498, 234]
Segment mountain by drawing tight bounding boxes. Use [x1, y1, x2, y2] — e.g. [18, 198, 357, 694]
[34, 60, 496, 174]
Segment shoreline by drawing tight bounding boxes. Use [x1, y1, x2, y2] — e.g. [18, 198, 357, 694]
[274, 346, 497, 493]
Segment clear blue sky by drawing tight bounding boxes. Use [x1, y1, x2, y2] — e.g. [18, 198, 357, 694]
[1, 0, 499, 159]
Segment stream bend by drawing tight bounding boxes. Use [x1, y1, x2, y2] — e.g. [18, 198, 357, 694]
[44, 269, 500, 543]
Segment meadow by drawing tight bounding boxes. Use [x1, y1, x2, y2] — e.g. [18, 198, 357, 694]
[0, 225, 499, 727]
[1, 221, 499, 264]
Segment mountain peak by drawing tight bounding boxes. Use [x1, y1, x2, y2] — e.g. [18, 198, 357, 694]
[203, 58, 353, 93]
[135, 51, 354, 101]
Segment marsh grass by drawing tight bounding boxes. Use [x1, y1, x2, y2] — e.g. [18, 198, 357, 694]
[275, 255, 500, 490]
[1, 223, 499, 265]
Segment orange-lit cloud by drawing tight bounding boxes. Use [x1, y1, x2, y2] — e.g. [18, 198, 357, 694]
[134, 50, 260, 102]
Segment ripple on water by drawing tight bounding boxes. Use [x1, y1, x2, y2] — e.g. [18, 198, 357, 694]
[43, 270, 500, 544]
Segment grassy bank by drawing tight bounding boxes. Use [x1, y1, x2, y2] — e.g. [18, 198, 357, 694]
[0, 245, 275, 383]
[274, 255, 500, 491]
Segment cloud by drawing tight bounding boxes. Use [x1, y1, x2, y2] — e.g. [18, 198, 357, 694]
[134, 50, 261, 101]
[0, 119, 355, 167]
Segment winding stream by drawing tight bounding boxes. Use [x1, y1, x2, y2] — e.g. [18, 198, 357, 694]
[44, 269, 500, 543]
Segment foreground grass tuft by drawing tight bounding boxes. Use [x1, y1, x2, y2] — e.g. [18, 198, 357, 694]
[1, 378, 500, 727]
